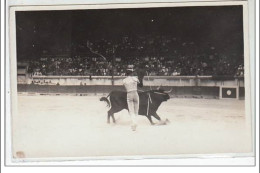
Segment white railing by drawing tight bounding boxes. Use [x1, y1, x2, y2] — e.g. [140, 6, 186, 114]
[17, 75, 244, 87]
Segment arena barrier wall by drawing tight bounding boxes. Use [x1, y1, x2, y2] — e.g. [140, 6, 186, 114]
[17, 76, 245, 99]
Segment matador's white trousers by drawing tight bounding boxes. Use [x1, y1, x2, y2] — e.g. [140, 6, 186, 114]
[126, 91, 139, 125]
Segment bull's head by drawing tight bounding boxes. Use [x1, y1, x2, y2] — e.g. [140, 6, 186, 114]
[157, 85, 172, 94]
[151, 88, 173, 101]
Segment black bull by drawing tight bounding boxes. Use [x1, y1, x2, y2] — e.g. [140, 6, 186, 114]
[100, 89, 170, 125]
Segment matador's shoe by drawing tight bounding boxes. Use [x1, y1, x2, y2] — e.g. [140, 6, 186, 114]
[131, 124, 137, 131]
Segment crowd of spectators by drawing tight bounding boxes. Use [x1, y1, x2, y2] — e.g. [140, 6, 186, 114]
[26, 35, 244, 77]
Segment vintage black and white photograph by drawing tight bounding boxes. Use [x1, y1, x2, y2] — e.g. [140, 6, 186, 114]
[10, 1, 253, 160]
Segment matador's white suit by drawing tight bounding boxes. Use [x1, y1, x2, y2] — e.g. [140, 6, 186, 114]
[123, 76, 140, 131]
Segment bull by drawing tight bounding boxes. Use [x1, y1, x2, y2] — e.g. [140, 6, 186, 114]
[100, 88, 171, 125]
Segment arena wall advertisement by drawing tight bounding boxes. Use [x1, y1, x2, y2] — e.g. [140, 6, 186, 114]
[6, 0, 255, 165]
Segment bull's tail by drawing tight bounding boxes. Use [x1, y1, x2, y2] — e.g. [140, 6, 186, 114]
[100, 93, 111, 107]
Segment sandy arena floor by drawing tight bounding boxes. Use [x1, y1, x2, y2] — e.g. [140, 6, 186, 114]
[12, 96, 252, 159]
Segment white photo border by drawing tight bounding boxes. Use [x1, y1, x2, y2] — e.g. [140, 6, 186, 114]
[4, 0, 257, 166]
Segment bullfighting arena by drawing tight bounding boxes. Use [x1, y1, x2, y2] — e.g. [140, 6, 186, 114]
[13, 95, 252, 159]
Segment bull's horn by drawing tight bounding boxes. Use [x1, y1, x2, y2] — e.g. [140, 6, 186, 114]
[157, 84, 162, 90]
[164, 88, 173, 93]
